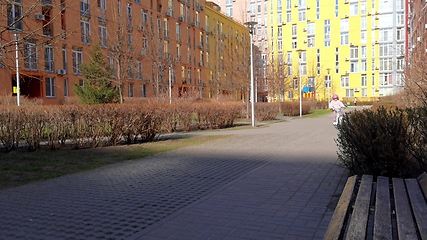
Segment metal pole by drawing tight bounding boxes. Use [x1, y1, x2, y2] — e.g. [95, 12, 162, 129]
[168, 65, 172, 104]
[250, 33, 255, 127]
[328, 75, 331, 104]
[15, 33, 20, 106]
[299, 53, 302, 118]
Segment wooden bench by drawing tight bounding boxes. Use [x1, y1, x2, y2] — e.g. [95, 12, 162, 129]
[324, 172, 427, 240]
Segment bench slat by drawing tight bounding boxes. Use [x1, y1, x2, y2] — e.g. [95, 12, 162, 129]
[324, 175, 357, 240]
[405, 178, 427, 240]
[374, 176, 392, 240]
[393, 178, 418, 239]
[346, 175, 373, 239]
[418, 172, 427, 200]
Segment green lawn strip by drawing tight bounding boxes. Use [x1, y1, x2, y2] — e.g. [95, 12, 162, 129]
[0, 135, 230, 190]
[303, 109, 332, 118]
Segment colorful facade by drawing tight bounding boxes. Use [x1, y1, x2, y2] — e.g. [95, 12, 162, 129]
[205, 2, 251, 101]
[269, 0, 406, 101]
[0, 0, 250, 104]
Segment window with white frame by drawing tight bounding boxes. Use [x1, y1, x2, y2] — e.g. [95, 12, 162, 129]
[292, 39, 297, 49]
[361, 17, 367, 30]
[379, 28, 393, 42]
[136, 60, 142, 80]
[350, 61, 359, 73]
[45, 77, 56, 98]
[98, 0, 106, 10]
[361, 31, 367, 44]
[324, 20, 331, 46]
[360, 2, 366, 15]
[379, 58, 392, 71]
[72, 48, 83, 74]
[7, 0, 22, 31]
[24, 41, 38, 71]
[350, 2, 358, 16]
[81, 20, 90, 44]
[44, 45, 54, 73]
[292, 24, 297, 36]
[361, 60, 367, 72]
[346, 89, 354, 97]
[128, 83, 134, 97]
[307, 36, 315, 48]
[99, 25, 107, 48]
[379, 73, 392, 86]
[286, 11, 291, 23]
[293, 78, 298, 90]
[341, 76, 350, 87]
[362, 88, 367, 97]
[127, 3, 132, 26]
[361, 74, 367, 86]
[350, 46, 358, 59]
[396, 28, 404, 41]
[278, 40, 283, 50]
[298, 9, 306, 22]
[371, 74, 375, 86]
[361, 46, 367, 58]
[396, 73, 404, 86]
[109, 56, 116, 78]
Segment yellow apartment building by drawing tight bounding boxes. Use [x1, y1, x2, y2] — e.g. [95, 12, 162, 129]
[205, 2, 251, 101]
[269, 0, 406, 102]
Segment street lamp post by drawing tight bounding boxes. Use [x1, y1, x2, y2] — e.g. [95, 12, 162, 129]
[326, 68, 331, 106]
[14, 33, 20, 106]
[296, 50, 303, 118]
[168, 64, 172, 104]
[245, 21, 257, 127]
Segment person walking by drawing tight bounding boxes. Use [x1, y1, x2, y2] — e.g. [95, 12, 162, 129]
[354, 97, 358, 106]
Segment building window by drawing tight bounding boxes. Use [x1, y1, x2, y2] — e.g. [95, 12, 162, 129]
[81, 20, 90, 44]
[341, 76, 350, 88]
[24, 40, 38, 71]
[44, 45, 54, 73]
[324, 20, 331, 47]
[136, 60, 142, 80]
[64, 78, 69, 97]
[141, 84, 146, 97]
[99, 25, 107, 48]
[128, 83, 134, 97]
[98, 0, 106, 10]
[346, 89, 354, 97]
[45, 77, 56, 98]
[62, 46, 67, 72]
[7, 0, 22, 31]
[361, 75, 367, 87]
[350, 46, 358, 59]
[127, 3, 133, 27]
[350, 61, 359, 73]
[72, 48, 83, 74]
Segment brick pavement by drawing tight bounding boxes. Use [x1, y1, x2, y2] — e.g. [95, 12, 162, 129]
[0, 112, 348, 240]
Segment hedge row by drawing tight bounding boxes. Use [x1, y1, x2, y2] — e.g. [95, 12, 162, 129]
[0, 100, 318, 152]
[337, 106, 427, 178]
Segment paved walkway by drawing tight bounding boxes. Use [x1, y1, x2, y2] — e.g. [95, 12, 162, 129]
[0, 111, 349, 240]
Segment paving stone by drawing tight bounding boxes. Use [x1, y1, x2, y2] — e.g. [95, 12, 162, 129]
[0, 112, 351, 240]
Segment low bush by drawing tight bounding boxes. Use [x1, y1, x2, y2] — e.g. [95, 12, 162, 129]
[336, 107, 427, 178]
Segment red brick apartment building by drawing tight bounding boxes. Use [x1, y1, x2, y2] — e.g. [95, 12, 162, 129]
[0, 0, 213, 104]
[408, 0, 427, 62]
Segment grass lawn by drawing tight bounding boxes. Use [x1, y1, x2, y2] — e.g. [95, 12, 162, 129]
[304, 109, 332, 118]
[0, 135, 230, 190]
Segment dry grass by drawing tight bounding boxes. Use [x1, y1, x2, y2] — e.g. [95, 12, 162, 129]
[0, 135, 230, 190]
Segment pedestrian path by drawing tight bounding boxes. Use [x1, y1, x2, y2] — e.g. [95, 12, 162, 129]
[0, 111, 348, 240]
